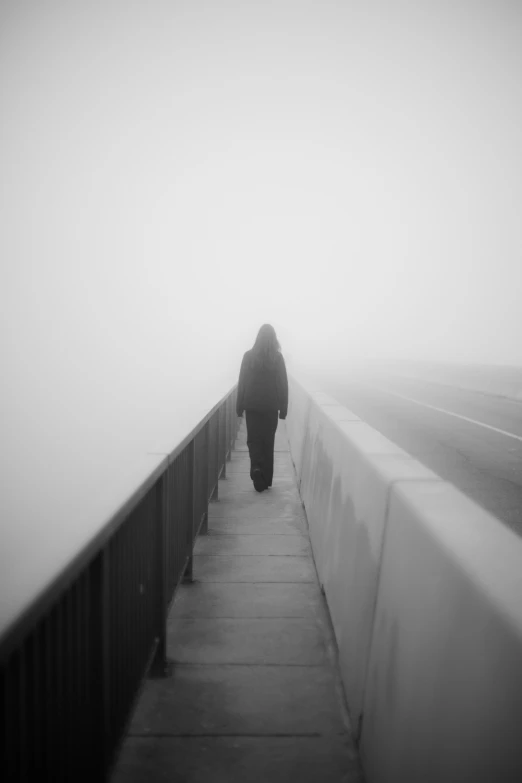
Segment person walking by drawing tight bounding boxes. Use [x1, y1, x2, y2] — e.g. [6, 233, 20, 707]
[236, 324, 289, 492]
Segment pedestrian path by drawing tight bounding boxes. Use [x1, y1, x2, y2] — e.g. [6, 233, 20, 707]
[112, 419, 364, 782]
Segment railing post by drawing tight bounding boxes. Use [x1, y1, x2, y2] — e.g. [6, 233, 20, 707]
[210, 413, 219, 502]
[216, 411, 220, 488]
[226, 396, 232, 461]
[200, 422, 209, 534]
[232, 390, 238, 447]
[150, 470, 168, 677]
[183, 440, 195, 583]
[219, 404, 226, 479]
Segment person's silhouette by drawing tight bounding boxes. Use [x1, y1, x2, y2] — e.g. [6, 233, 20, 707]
[236, 325, 289, 492]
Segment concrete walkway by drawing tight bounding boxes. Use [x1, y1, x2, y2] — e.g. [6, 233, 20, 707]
[112, 420, 364, 782]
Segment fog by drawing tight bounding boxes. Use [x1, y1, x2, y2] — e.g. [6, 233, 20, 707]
[2, 0, 522, 628]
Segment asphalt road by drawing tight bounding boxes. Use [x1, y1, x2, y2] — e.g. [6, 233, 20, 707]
[322, 375, 522, 536]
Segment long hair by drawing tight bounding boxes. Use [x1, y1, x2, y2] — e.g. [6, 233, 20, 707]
[251, 324, 281, 368]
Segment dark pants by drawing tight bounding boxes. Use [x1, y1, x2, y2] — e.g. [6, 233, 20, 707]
[245, 410, 279, 487]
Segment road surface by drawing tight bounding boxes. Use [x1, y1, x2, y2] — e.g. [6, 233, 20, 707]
[322, 375, 522, 535]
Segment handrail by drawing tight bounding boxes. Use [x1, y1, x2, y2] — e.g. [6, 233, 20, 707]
[0, 383, 239, 781]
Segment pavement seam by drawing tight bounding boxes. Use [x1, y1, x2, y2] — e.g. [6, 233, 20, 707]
[193, 554, 311, 558]
[208, 517, 306, 520]
[171, 616, 322, 620]
[207, 533, 308, 536]
[170, 617, 323, 621]
[165, 662, 331, 668]
[208, 520, 307, 524]
[207, 530, 308, 534]
[208, 516, 307, 519]
[192, 580, 318, 584]
[123, 731, 345, 739]
[126, 732, 342, 738]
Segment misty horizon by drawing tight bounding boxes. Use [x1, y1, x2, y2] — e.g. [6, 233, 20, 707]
[2, 1, 522, 628]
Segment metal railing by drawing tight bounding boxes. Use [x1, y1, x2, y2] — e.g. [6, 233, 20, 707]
[0, 385, 239, 781]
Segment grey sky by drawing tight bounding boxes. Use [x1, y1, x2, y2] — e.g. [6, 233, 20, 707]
[1, 0, 522, 627]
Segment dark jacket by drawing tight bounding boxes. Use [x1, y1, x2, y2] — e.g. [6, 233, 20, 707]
[236, 350, 288, 419]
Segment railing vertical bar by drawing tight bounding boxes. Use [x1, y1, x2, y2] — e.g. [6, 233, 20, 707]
[63, 591, 71, 773]
[18, 647, 27, 782]
[67, 585, 77, 769]
[76, 580, 84, 771]
[122, 524, 129, 705]
[3, 655, 15, 780]
[56, 602, 64, 781]
[89, 548, 110, 778]
[29, 628, 41, 776]
[102, 547, 112, 775]
[150, 472, 168, 677]
[44, 613, 54, 775]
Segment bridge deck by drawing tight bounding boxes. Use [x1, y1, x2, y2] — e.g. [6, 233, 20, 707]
[112, 420, 363, 782]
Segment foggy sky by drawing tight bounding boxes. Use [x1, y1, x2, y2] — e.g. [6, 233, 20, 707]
[2, 1, 522, 628]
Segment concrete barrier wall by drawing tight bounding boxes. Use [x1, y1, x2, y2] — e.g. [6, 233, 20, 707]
[286, 377, 443, 735]
[287, 375, 522, 782]
[360, 481, 522, 783]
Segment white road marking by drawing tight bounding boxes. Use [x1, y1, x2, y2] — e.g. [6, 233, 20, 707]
[368, 386, 522, 444]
